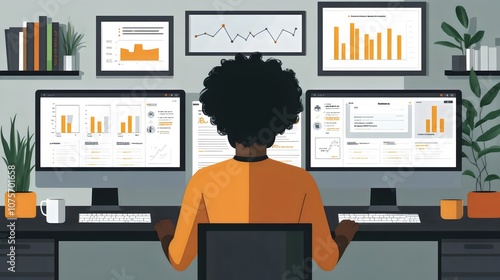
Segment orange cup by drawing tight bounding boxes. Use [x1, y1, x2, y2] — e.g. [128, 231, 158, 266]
[440, 199, 463, 220]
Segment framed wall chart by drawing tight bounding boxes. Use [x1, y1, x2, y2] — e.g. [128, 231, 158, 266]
[318, 2, 426, 76]
[96, 16, 173, 76]
[186, 11, 305, 56]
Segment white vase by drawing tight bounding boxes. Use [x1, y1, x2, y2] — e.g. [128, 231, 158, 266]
[63, 55, 75, 71]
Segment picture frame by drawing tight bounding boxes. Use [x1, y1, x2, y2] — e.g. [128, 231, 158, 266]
[318, 2, 426, 76]
[96, 16, 173, 76]
[186, 11, 306, 56]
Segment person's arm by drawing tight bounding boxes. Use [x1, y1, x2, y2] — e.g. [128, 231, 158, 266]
[155, 219, 175, 263]
[298, 173, 359, 270]
[155, 171, 209, 270]
[333, 220, 359, 260]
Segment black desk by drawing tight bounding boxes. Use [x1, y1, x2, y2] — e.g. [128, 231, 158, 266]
[1, 206, 500, 280]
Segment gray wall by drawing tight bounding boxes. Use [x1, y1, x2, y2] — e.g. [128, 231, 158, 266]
[1, 0, 500, 279]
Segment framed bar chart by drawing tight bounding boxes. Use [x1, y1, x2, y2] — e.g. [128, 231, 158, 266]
[96, 16, 174, 76]
[318, 2, 426, 75]
[56, 105, 80, 133]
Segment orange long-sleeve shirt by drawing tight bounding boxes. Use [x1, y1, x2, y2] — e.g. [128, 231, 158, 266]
[168, 156, 339, 271]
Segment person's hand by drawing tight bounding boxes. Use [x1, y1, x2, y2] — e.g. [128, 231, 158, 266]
[154, 219, 175, 241]
[334, 220, 359, 242]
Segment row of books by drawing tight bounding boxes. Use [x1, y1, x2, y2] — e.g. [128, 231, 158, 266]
[4, 16, 63, 71]
[466, 46, 500, 71]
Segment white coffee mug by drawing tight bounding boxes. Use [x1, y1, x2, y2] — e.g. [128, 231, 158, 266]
[40, 198, 66, 223]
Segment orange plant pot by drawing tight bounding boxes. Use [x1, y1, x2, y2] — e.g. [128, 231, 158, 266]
[440, 199, 464, 220]
[467, 191, 500, 218]
[4, 192, 37, 218]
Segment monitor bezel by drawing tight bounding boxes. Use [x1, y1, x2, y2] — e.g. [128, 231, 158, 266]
[35, 89, 186, 171]
[305, 89, 462, 171]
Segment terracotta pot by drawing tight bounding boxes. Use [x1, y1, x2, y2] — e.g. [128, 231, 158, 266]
[467, 191, 500, 218]
[4, 192, 37, 218]
[440, 199, 463, 220]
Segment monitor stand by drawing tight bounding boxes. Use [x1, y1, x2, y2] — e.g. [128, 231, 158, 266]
[367, 188, 400, 212]
[88, 188, 123, 212]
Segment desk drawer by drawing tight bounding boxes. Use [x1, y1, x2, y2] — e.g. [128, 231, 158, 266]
[0, 239, 54, 255]
[442, 256, 500, 273]
[441, 239, 500, 255]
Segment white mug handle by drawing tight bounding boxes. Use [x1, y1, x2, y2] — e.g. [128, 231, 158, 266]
[40, 200, 48, 216]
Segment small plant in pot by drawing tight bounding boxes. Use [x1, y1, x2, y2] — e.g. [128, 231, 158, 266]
[435, 5, 484, 71]
[462, 69, 500, 218]
[1, 115, 36, 218]
[62, 21, 85, 71]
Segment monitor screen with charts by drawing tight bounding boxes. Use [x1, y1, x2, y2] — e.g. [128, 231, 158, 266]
[35, 90, 185, 194]
[306, 90, 461, 189]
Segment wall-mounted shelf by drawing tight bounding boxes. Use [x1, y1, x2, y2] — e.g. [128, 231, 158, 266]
[0, 71, 80, 76]
[445, 70, 500, 76]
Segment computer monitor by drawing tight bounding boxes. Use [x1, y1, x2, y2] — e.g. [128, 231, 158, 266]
[306, 90, 461, 210]
[198, 223, 312, 280]
[35, 89, 185, 209]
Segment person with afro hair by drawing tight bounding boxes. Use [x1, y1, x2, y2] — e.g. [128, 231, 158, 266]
[155, 52, 358, 272]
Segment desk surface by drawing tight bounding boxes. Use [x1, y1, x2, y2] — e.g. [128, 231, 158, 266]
[1, 206, 499, 241]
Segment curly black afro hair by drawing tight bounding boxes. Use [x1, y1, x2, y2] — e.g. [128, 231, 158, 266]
[199, 52, 303, 148]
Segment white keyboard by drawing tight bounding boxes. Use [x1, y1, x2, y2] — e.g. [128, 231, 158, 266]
[79, 213, 151, 223]
[338, 213, 421, 223]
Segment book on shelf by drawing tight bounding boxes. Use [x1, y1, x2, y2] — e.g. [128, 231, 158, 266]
[489, 47, 498, 71]
[3, 17, 60, 72]
[480, 45, 489, 71]
[473, 49, 480, 71]
[39, 16, 47, 71]
[466, 48, 473, 71]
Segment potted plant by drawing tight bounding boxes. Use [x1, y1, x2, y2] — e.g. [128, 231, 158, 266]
[62, 21, 85, 71]
[1, 115, 36, 218]
[462, 69, 500, 218]
[435, 5, 484, 71]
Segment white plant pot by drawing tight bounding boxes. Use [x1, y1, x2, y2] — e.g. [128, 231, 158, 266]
[63, 55, 75, 71]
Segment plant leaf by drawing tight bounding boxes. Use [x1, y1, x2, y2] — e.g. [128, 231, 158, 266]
[472, 142, 481, 153]
[455, 6, 469, 28]
[462, 121, 471, 135]
[462, 151, 469, 159]
[469, 30, 485, 46]
[462, 136, 471, 146]
[462, 99, 477, 117]
[480, 81, 500, 107]
[463, 33, 472, 49]
[475, 109, 500, 128]
[463, 170, 476, 178]
[441, 22, 463, 43]
[485, 174, 500, 182]
[477, 124, 500, 142]
[469, 69, 481, 98]
[478, 145, 500, 158]
[466, 109, 476, 130]
[434, 41, 462, 51]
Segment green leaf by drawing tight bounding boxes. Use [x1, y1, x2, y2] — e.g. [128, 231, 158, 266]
[472, 142, 481, 153]
[477, 124, 500, 142]
[485, 174, 500, 182]
[478, 146, 500, 158]
[480, 81, 500, 107]
[475, 109, 500, 127]
[461, 151, 468, 159]
[469, 30, 485, 46]
[462, 136, 471, 146]
[441, 22, 463, 43]
[455, 6, 469, 28]
[463, 34, 472, 48]
[469, 69, 481, 98]
[462, 99, 477, 116]
[462, 121, 471, 135]
[435, 41, 462, 51]
[466, 109, 476, 130]
[463, 170, 476, 178]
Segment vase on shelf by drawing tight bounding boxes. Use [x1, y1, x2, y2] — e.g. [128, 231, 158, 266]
[63, 55, 75, 71]
[451, 55, 466, 71]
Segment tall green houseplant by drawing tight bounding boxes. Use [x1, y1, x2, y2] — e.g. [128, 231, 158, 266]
[1, 115, 35, 192]
[62, 21, 85, 56]
[435, 5, 484, 55]
[462, 69, 500, 191]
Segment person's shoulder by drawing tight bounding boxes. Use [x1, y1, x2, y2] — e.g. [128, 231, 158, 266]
[266, 158, 314, 180]
[193, 158, 236, 176]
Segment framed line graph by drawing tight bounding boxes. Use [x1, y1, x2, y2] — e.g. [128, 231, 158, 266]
[96, 16, 173, 76]
[318, 2, 426, 76]
[186, 11, 305, 55]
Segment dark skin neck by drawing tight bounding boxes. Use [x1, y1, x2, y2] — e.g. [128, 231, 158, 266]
[235, 142, 267, 157]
